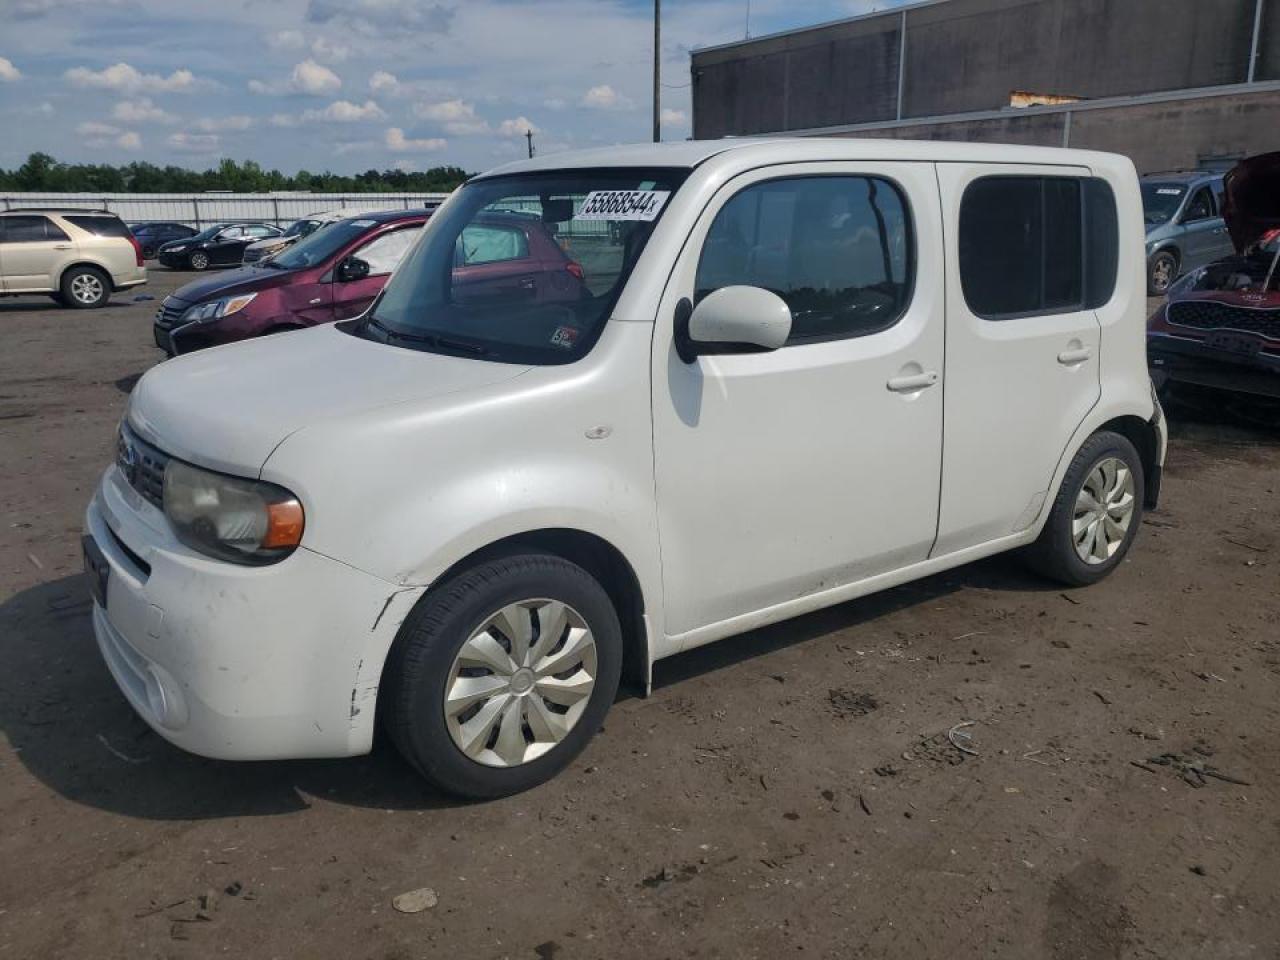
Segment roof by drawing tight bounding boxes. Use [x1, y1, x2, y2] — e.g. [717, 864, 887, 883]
[1139, 170, 1223, 183]
[2, 207, 114, 215]
[478, 137, 1129, 178]
[345, 207, 434, 223]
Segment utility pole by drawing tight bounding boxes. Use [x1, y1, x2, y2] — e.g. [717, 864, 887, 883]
[652, 0, 661, 142]
[525, 129, 535, 159]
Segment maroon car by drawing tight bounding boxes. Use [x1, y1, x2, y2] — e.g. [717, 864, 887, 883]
[1148, 152, 1280, 401]
[154, 209, 587, 356]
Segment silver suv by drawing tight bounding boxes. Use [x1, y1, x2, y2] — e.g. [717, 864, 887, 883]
[1141, 171, 1234, 295]
[0, 209, 147, 308]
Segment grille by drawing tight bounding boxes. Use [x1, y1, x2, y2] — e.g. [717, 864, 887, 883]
[154, 297, 188, 330]
[1168, 300, 1280, 339]
[117, 424, 169, 509]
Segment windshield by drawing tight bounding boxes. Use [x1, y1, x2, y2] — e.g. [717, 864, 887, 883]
[356, 167, 688, 364]
[269, 217, 382, 269]
[188, 224, 225, 242]
[1141, 182, 1186, 226]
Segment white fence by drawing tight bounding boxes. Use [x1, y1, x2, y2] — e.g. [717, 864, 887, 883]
[0, 192, 451, 229]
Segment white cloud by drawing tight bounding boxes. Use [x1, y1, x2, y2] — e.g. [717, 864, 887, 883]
[369, 70, 399, 94]
[311, 37, 350, 62]
[581, 84, 632, 110]
[384, 127, 447, 152]
[168, 131, 220, 153]
[497, 116, 540, 137]
[542, 98, 566, 111]
[194, 115, 254, 132]
[112, 97, 177, 125]
[77, 121, 141, 150]
[0, 56, 21, 82]
[307, 0, 456, 36]
[66, 62, 196, 94]
[250, 58, 341, 96]
[414, 98, 487, 135]
[268, 30, 306, 51]
[310, 99, 386, 122]
[660, 107, 687, 125]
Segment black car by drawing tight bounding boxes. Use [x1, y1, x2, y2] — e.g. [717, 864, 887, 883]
[156, 222, 284, 271]
[130, 221, 198, 259]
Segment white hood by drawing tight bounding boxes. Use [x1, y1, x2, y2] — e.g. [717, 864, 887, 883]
[129, 324, 530, 475]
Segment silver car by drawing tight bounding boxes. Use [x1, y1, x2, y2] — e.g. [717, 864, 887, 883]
[1141, 171, 1235, 295]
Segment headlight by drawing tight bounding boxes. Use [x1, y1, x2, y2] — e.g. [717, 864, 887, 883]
[182, 292, 257, 324]
[166, 245, 187, 253]
[163, 459, 304, 565]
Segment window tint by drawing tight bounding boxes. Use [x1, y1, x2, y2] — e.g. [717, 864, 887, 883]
[1, 215, 64, 243]
[456, 224, 530, 265]
[355, 226, 422, 275]
[695, 176, 913, 344]
[959, 175, 1118, 319]
[65, 215, 130, 238]
[1184, 187, 1214, 221]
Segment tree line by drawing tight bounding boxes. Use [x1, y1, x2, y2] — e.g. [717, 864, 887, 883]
[0, 153, 471, 194]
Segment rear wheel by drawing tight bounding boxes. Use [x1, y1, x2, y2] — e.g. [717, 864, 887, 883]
[1147, 250, 1178, 296]
[1024, 431, 1144, 587]
[188, 251, 210, 271]
[383, 553, 622, 798]
[60, 266, 110, 309]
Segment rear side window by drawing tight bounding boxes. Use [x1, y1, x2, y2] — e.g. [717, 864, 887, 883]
[959, 175, 1119, 319]
[65, 215, 131, 238]
[1, 215, 68, 243]
[456, 224, 530, 265]
[696, 175, 914, 345]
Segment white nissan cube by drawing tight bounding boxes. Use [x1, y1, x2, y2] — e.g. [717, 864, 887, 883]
[85, 139, 1166, 797]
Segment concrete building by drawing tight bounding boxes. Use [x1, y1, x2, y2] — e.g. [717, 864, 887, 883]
[690, 0, 1280, 173]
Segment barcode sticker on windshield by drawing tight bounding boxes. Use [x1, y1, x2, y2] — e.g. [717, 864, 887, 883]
[575, 190, 670, 221]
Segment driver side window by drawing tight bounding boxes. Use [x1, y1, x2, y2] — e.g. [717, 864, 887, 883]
[355, 226, 422, 276]
[1184, 187, 1214, 222]
[694, 175, 914, 345]
[220, 226, 244, 239]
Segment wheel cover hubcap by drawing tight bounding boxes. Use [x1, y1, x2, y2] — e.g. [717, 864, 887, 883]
[1073, 457, 1136, 565]
[444, 598, 597, 768]
[72, 275, 102, 303]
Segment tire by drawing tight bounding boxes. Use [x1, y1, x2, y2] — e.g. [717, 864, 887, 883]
[141, 245, 157, 260]
[59, 266, 111, 309]
[1024, 431, 1145, 587]
[1147, 250, 1178, 296]
[188, 251, 210, 271]
[383, 553, 622, 798]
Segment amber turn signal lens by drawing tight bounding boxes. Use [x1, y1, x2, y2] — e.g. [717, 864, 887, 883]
[263, 499, 305, 549]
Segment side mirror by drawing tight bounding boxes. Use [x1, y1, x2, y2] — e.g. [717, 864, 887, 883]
[338, 256, 371, 282]
[674, 286, 792, 363]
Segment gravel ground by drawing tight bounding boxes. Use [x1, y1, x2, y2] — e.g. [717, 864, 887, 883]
[1, 274, 1278, 959]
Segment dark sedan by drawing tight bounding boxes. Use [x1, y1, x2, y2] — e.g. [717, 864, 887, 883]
[156, 222, 283, 271]
[130, 221, 198, 259]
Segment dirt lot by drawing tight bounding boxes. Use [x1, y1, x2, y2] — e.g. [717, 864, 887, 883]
[1, 275, 1278, 960]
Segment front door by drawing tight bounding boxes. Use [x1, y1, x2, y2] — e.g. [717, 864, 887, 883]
[652, 163, 945, 639]
[1179, 184, 1227, 272]
[932, 165, 1104, 556]
[333, 224, 424, 321]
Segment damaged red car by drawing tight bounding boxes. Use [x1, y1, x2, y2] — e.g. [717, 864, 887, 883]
[1148, 152, 1280, 401]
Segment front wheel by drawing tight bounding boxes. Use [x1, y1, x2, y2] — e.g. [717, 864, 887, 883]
[1147, 250, 1178, 296]
[1024, 431, 1145, 587]
[383, 553, 622, 798]
[188, 251, 210, 271]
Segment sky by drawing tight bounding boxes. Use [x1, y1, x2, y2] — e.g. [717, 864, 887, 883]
[0, 0, 910, 175]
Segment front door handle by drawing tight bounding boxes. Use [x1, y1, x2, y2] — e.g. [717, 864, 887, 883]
[1057, 346, 1093, 365]
[53, 243, 73, 250]
[886, 371, 939, 393]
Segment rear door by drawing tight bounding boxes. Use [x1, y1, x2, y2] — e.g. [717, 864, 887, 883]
[933, 165, 1105, 555]
[0, 215, 72, 291]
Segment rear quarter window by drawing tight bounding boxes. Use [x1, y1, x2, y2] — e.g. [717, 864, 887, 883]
[959, 175, 1119, 319]
[65, 215, 132, 239]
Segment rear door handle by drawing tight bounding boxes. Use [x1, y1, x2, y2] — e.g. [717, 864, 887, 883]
[886, 371, 939, 393]
[1057, 347, 1093, 365]
[53, 244, 73, 250]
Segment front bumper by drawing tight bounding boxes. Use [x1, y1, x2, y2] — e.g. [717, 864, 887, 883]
[85, 463, 413, 761]
[1148, 331, 1280, 399]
